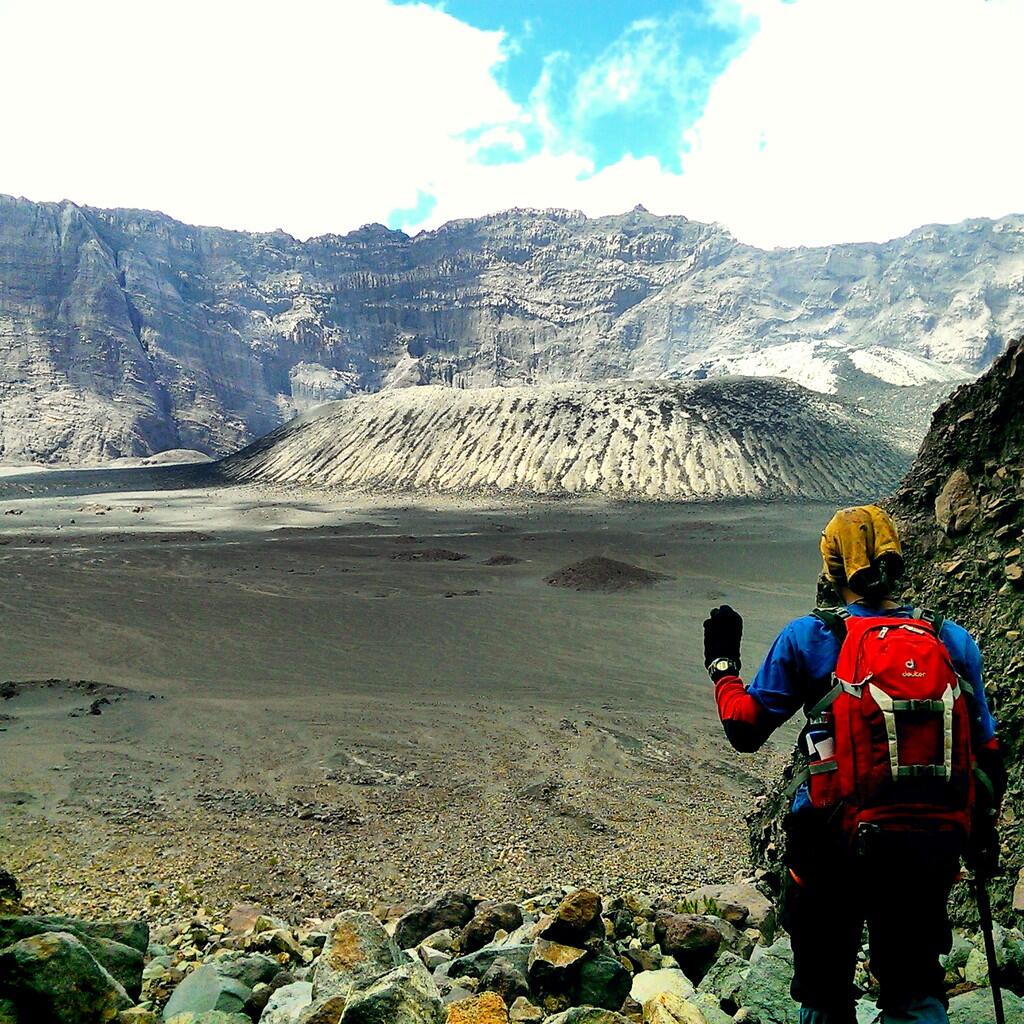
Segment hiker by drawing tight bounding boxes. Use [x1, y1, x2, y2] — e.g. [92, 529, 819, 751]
[703, 505, 1005, 1024]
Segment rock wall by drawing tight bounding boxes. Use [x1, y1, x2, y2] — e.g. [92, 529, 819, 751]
[893, 337, 1024, 918]
[2, 195, 1024, 463]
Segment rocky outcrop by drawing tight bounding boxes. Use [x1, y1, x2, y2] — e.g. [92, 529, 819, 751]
[2, 195, 1021, 463]
[218, 377, 910, 501]
[891, 336, 1024, 918]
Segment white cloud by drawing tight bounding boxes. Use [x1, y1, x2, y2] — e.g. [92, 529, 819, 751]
[0, 0, 520, 236]
[1, 0, 1022, 246]
[677, 0, 1024, 246]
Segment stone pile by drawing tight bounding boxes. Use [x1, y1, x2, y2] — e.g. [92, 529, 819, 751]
[3, 879, 1024, 1024]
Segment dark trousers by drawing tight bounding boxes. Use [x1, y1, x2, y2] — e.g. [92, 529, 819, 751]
[782, 812, 961, 1017]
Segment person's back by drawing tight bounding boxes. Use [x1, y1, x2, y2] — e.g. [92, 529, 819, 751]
[702, 505, 1005, 1024]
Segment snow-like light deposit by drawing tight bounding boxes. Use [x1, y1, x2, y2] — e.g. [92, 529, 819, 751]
[221, 378, 909, 501]
[849, 347, 973, 388]
[712, 341, 840, 395]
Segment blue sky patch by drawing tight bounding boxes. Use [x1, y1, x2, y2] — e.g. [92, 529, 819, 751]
[398, 1, 759, 176]
[390, 189, 438, 231]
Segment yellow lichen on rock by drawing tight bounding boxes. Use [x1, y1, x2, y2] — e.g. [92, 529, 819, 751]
[446, 991, 510, 1024]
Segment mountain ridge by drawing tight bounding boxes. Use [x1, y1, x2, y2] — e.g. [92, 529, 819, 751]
[2, 193, 1022, 463]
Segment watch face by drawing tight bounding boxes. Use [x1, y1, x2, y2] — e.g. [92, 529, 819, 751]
[713, 658, 734, 673]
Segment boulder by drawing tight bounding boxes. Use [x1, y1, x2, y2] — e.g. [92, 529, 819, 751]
[419, 945, 453, 971]
[214, 953, 282, 990]
[543, 1010, 633, 1024]
[313, 911, 404, 999]
[395, 894, 477, 950]
[338, 960, 444, 1023]
[0, 931, 131, 1024]
[423, 930, 457, 954]
[935, 469, 979, 535]
[526, 938, 587, 1011]
[577, 954, 631, 1011]
[162, 964, 251, 1020]
[476, 959, 529, 1005]
[641, 992, 707, 1023]
[947, 988, 1024, 1023]
[687, 992, 732, 1024]
[538, 890, 604, 949]
[624, 947, 663, 974]
[449, 943, 532, 982]
[247, 928, 307, 962]
[737, 937, 799, 1024]
[296, 996, 347, 1024]
[0, 915, 144, 998]
[461, 905, 524, 955]
[1013, 869, 1024, 913]
[992, 923, 1024, 984]
[0, 871, 21, 916]
[966, 946, 991, 987]
[507, 997, 543, 1023]
[259, 980, 314, 1023]
[630, 968, 694, 1005]
[681, 884, 773, 934]
[119, 1009, 160, 1024]
[653, 916, 721, 981]
[444, 991, 509, 1023]
[246, 971, 297, 1019]
[695, 951, 747, 1007]
[29, 915, 150, 953]
[699, 916, 749, 960]
[165, 1015, 252, 1024]
[854, 1000, 879, 1024]
[441, 988, 477, 1006]
[940, 932, 973, 973]
[226, 903, 266, 934]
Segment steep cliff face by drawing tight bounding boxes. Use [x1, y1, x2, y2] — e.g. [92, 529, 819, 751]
[892, 337, 1024, 916]
[220, 376, 910, 501]
[2, 194, 1023, 463]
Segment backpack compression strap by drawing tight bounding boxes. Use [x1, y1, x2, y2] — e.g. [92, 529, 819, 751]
[804, 607, 855, 717]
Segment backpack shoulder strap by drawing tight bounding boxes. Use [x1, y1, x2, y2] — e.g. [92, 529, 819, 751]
[912, 606, 945, 636]
[811, 606, 850, 641]
[804, 608, 854, 718]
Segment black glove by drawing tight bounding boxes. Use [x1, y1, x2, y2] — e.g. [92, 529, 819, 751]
[968, 816, 1001, 877]
[970, 745, 1007, 876]
[976, 745, 1008, 811]
[704, 605, 743, 675]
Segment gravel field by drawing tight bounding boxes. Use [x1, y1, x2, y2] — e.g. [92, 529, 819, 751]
[0, 468, 828, 924]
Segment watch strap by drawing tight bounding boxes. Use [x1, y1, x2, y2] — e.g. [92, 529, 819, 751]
[708, 657, 740, 682]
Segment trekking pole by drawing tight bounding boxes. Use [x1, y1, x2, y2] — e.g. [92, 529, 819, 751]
[973, 869, 1006, 1024]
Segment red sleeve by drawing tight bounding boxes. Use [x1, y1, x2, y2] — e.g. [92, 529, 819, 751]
[715, 675, 770, 725]
[715, 675, 776, 753]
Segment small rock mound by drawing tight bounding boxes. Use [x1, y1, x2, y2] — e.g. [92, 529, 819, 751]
[390, 548, 467, 562]
[545, 557, 669, 592]
[484, 554, 522, 566]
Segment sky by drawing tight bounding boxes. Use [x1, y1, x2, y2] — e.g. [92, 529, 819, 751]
[1, 0, 1023, 248]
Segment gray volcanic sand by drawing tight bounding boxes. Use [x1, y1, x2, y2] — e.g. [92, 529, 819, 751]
[0, 467, 828, 921]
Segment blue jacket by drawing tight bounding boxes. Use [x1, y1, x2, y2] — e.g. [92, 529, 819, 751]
[743, 603, 998, 811]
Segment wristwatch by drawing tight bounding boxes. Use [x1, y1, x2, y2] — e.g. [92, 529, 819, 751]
[707, 657, 740, 681]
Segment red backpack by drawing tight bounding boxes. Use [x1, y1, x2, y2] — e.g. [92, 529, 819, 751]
[798, 607, 976, 844]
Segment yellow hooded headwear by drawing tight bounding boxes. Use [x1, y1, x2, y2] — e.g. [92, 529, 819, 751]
[820, 505, 904, 598]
